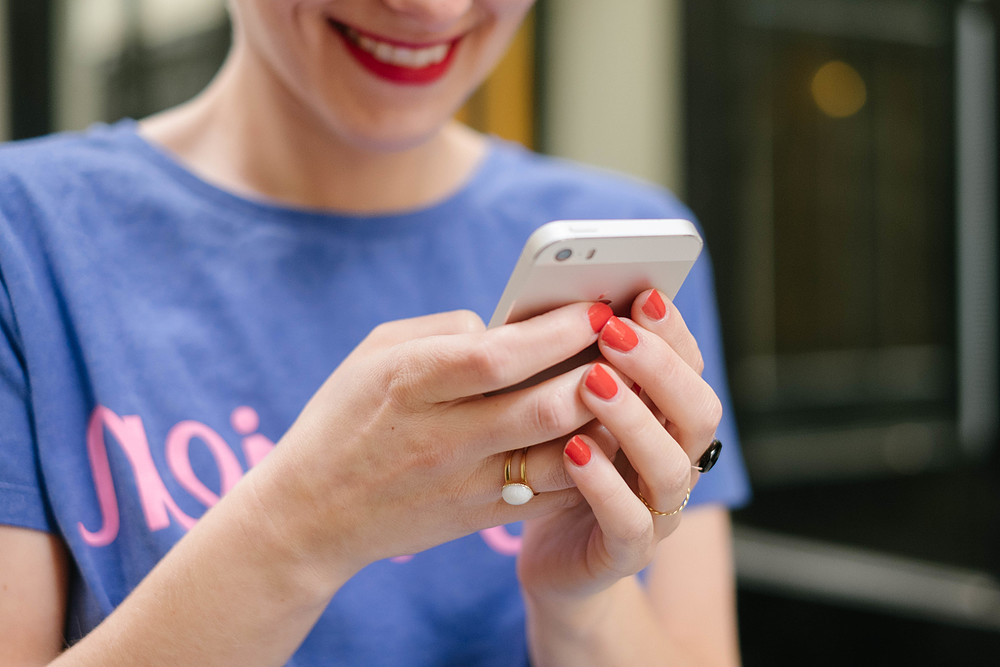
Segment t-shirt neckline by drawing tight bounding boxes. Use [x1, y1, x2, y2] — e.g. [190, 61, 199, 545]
[105, 118, 509, 225]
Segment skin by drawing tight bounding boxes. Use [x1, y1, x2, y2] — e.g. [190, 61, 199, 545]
[0, 1, 741, 664]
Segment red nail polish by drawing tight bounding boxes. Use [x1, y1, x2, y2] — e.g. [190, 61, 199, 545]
[642, 290, 666, 321]
[585, 364, 618, 399]
[600, 317, 638, 352]
[588, 302, 613, 333]
[565, 435, 592, 466]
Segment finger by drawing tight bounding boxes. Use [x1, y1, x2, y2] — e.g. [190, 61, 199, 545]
[447, 363, 595, 457]
[596, 318, 722, 461]
[578, 363, 693, 503]
[358, 309, 486, 353]
[393, 301, 612, 403]
[458, 445, 586, 516]
[563, 434, 649, 532]
[578, 419, 621, 461]
[630, 289, 704, 375]
[473, 419, 618, 495]
[487, 487, 585, 527]
[489, 442, 576, 496]
[561, 434, 680, 570]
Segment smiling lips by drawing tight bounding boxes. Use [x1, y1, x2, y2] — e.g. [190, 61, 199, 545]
[330, 20, 460, 85]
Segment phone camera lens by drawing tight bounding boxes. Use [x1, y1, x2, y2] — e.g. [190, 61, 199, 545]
[555, 248, 572, 261]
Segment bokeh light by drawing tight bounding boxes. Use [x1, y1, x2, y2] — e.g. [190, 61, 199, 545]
[811, 60, 867, 118]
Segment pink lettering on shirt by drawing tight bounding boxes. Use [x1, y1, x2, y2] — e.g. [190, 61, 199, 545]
[232, 406, 276, 467]
[479, 525, 522, 555]
[77, 405, 522, 560]
[166, 420, 244, 508]
[78, 406, 197, 546]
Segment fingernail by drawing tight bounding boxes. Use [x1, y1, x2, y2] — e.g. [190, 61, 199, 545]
[565, 435, 592, 466]
[600, 317, 638, 352]
[585, 364, 618, 400]
[588, 302, 613, 333]
[642, 290, 666, 321]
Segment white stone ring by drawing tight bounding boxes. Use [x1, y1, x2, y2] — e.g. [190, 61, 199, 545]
[501, 447, 536, 506]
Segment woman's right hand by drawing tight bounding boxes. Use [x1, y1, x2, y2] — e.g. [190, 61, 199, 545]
[247, 302, 613, 582]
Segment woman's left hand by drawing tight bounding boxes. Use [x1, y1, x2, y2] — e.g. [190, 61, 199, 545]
[517, 288, 722, 605]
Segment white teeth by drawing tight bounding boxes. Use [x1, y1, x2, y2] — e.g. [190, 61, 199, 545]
[344, 27, 450, 69]
[374, 42, 393, 61]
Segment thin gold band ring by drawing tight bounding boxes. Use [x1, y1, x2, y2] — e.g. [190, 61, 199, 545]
[637, 487, 691, 517]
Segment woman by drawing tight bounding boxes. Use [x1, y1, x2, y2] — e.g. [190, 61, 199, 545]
[0, 1, 749, 664]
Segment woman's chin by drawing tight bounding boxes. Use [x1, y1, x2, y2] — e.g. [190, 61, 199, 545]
[337, 116, 454, 155]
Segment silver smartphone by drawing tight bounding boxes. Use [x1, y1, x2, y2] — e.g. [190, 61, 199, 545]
[489, 219, 703, 327]
[487, 219, 703, 391]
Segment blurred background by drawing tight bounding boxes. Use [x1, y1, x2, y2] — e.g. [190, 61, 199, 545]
[3, 0, 998, 662]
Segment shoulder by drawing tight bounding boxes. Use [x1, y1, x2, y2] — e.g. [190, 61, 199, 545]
[0, 121, 170, 293]
[475, 139, 696, 223]
[0, 121, 149, 213]
[0, 121, 136, 172]
[0, 121, 179, 257]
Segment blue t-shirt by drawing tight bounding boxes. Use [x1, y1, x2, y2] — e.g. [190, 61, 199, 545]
[0, 121, 749, 664]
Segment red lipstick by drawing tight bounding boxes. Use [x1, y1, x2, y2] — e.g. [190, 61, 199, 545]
[330, 20, 460, 86]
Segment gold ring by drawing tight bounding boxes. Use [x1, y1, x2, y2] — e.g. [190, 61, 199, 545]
[501, 447, 535, 506]
[637, 487, 690, 517]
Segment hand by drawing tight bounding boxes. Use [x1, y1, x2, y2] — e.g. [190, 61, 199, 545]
[247, 302, 615, 581]
[517, 289, 722, 603]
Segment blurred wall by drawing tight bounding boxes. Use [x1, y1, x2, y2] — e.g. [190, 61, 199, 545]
[55, 0, 227, 132]
[55, 0, 126, 132]
[541, 0, 686, 196]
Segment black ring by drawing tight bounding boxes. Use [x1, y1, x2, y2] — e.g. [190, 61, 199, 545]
[695, 439, 722, 473]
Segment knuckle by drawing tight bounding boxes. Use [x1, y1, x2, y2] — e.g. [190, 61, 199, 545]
[651, 449, 693, 492]
[671, 386, 723, 456]
[616, 511, 653, 548]
[405, 435, 449, 473]
[462, 342, 509, 388]
[450, 309, 487, 334]
[619, 413, 654, 450]
[668, 450, 695, 487]
[656, 354, 687, 391]
[551, 487, 587, 511]
[420, 450, 452, 476]
[703, 392, 723, 432]
[691, 347, 706, 376]
[542, 458, 576, 490]
[601, 513, 655, 574]
[384, 346, 431, 408]
[530, 387, 576, 436]
[362, 320, 397, 349]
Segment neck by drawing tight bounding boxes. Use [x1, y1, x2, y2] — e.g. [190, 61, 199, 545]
[138, 50, 486, 214]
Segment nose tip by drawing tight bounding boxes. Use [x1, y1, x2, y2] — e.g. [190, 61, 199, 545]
[382, 0, 474, 27]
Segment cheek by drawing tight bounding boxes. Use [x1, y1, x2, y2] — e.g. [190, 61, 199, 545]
[233, 0, 323, 56]
[235, 1, 332, 84]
